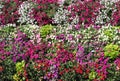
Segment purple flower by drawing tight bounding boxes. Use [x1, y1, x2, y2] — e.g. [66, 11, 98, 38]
[56, 34, 65, 40]
[67, 34, 74, 41]
[12, 56, 17, 62]
[94, 25, 101, 29]
[76, 45, 85, 63]
[74, 24, 80, 30]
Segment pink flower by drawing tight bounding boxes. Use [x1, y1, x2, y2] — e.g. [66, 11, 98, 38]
[114, 58, 120, 70]
[118, 29, 120, 33]
[57, 0, 65, 4]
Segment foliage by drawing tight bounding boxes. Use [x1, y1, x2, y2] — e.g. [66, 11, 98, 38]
[0, 59, 16, 81]
[40, 24, 53, 38]
[16, 60, 25, 72]
[89, 71, 97, 80]
[104, 44, 120, 59]
[0, 25, 16, 36]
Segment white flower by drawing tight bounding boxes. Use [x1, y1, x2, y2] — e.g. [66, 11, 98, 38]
[96, 0, 117, 25]
[52, 6, 71, 26]
[17, 1, 35, 24]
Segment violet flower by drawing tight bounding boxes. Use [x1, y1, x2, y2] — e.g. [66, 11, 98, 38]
[56, 34, 65, 40]
[76, 45, 85, 64]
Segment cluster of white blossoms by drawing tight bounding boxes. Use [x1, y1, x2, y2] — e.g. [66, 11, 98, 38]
[52, 5, 71, 26]
[51, 4, 80, 43]
[17, 1, 35, 24]
[103, 0, 119, 3]
[53, 5, 79, 30]
[19, 24, 39, 39]
[95, 0, 118, 25]
[4, 23, 16, 27]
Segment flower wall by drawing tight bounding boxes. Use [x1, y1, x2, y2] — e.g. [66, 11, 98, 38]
[0, 0, 120, 81]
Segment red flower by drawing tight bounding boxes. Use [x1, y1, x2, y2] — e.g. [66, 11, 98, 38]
[26, 79, 29, 81]
[0, 66, 4, 72]
[65, 68, 69, 73]
[60, 68, 70, 75]
[95, 63, 99, 69]
[23, 69, 28, 80]
[58, 79, 63, 81]
[100, 73, 106, 81]
[75, 64, 83, 74]
[86, 68, 90, 74]
[13, 0, 19, 3]
[76, 68, 83, 74]
[60, 71, 64, 75]
[93, 79, 98, 81]
[100, 76, 105, 81]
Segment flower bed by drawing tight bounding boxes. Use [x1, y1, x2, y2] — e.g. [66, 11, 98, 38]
[0, 0, 120, 81]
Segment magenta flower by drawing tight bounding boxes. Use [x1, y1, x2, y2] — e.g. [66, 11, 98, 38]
[114, 58, 120, 70]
